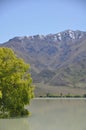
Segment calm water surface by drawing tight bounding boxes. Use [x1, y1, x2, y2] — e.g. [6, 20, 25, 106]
[0, 98, 86, 130]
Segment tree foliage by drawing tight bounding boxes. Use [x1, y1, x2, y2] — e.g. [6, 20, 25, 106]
[0, 47, 34, 118]
[0, 91, 2, 99]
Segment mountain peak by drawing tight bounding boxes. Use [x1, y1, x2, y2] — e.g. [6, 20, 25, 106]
[58, 29, 86, 40]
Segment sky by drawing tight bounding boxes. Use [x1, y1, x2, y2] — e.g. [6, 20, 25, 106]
[0, 0, 86, 43]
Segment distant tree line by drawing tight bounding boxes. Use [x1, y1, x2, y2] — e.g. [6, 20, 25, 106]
[39, 93, 86, 98]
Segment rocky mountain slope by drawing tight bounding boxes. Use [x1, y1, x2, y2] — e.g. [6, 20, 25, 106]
[1, 30, 86, 96]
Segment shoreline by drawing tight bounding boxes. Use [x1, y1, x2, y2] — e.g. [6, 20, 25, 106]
[34, 97, 86, 100]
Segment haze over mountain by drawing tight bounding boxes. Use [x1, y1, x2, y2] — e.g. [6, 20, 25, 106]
[1, 29, 86, 96]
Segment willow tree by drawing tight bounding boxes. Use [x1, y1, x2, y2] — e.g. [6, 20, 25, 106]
[0, 47, 34, 118]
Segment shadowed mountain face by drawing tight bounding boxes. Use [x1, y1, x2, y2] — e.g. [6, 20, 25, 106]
[1, 30, 86, 94]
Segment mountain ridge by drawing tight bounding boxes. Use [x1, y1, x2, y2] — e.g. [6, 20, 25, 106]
[2, 30, 86, 44]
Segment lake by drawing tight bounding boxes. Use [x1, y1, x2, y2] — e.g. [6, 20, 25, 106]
[0, 98, 86, 130]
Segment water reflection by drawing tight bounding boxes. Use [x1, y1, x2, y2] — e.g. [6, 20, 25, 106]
[0, 118, 29, 130]
[0, 99, 86, 130]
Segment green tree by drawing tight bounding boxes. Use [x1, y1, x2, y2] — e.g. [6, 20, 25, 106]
[0, 47, 34, 118]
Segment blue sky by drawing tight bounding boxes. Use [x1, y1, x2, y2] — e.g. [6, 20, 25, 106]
[0, 0, 86, 43]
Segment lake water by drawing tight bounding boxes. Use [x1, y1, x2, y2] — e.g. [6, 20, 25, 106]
[0, 98, 86, 130]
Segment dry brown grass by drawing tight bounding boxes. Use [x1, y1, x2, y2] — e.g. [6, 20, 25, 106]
[34, 83, 86, 97]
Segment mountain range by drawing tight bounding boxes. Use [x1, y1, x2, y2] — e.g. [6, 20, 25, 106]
[1, 29, 86, 96]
